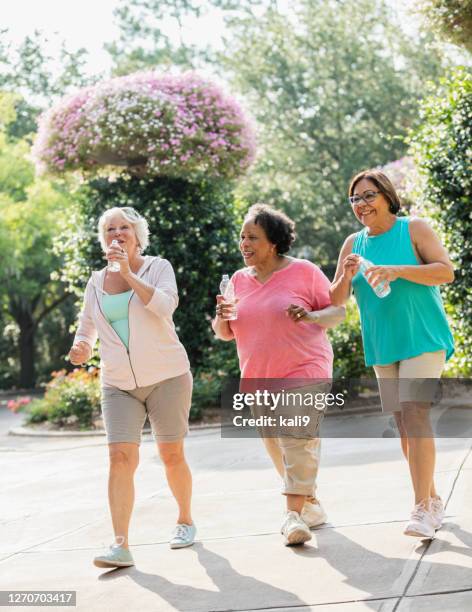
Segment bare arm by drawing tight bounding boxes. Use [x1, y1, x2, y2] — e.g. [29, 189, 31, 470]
[286, 304, 346, 328]
[123, 272, 154, 304]
[366, 218, 454, 289]
[329, 234, 358, 306]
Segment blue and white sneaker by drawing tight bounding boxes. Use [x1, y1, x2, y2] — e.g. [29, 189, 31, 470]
[93, 539, 134, 568]
[170, 523, 196, 549]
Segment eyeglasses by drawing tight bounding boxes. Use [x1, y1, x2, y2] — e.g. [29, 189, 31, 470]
[349, 191, 380, 206]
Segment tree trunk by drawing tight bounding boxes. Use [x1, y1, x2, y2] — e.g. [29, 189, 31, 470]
[18, 313, 35, 389]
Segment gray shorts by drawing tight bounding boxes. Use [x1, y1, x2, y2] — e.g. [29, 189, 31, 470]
[101, 371, 193, 444]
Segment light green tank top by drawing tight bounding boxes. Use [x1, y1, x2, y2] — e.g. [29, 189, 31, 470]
[352, 217, 454, 366]
[102, 290, 132, 350]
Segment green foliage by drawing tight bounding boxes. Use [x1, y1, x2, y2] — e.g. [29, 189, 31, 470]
[410, 68, 472, 374]
[26, 368, 101, 428]
[106, 0, 208, 75]
[61, 175, 242, 370]
[191, 335, 240, 416]
[214, 0, 447, 269]
[0, 30, 90, 139]
[417, 0, 472, 53]
[0, 102, 76, 387]
[328, 301, 371, 380]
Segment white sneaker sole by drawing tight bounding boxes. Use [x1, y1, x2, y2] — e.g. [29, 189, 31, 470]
[303, 513, 327, 529]
[170, 540, 195, 549]
[93, 558, 134, 568]
[284, 528, 312, 546]
[404, 527, 435, 539]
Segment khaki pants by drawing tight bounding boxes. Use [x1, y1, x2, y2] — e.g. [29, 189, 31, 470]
[255, 381, 328, 497]
[373, 350, 446, 413]
[263, 436, 321, 497]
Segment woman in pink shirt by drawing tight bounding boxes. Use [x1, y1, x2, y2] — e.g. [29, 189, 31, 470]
[213, 204, 344, 546]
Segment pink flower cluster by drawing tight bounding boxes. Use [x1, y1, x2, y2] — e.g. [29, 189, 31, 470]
[7, 396, 31, 413]
[33, 72, 256, 180]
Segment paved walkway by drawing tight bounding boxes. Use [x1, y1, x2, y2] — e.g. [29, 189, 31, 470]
[1, 407, 471, 611]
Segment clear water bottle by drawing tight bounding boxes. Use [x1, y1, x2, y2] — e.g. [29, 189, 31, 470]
[219, 274, 237, 320]
[108, 239, 121, 272]
[359, 257, 391, 298]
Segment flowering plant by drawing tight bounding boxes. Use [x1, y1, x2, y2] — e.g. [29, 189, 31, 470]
[7, 396, 32, 413]
[26, 367, 101, 428]
[33, 72, 256, 180]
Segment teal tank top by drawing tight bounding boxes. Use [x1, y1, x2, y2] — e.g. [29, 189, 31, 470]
[352, 217, 454, 367]
[102, 290, 132, 350]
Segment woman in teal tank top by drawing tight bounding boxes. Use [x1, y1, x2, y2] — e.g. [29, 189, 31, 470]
[330, 169, 455, 540]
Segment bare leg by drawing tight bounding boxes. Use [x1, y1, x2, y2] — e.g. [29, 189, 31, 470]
[158, 440, 193, 525]
[402, 403, 436, 504]
[395, 409, 438, 500]
[108, 443, 139, 549]
[286, 494, 306, 514]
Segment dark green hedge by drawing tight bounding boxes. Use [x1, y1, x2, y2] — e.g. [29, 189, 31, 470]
[411, 68, 472, 373]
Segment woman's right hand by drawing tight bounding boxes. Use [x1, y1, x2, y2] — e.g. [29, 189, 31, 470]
[342, 254, 361, 281]
[68, 341, 92, 365]
[215, 295, 236, 320]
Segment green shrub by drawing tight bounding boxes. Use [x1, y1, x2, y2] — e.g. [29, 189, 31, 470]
[25, 368, 101, 429]
[410, 68, 472, 375]
[328, 301, 371, 380]
[191, 336, 239, 418]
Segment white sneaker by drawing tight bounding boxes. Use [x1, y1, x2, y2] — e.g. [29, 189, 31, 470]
[430, 496, 444, 530]
[281, 511, 312, 546]
[301, 499, 327, 529]
[404, 500, 436, 539]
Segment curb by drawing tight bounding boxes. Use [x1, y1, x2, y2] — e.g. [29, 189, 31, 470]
[7, 405, 382, 438]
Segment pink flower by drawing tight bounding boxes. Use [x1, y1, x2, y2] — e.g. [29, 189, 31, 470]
[33, 71, 256, 180]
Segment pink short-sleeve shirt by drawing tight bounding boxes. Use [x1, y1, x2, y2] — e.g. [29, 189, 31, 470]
[229, 259, 334, 379]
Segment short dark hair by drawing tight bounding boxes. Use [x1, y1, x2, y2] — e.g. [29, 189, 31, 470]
[349, 169, 401, 215]
[245, 204, 296, 254]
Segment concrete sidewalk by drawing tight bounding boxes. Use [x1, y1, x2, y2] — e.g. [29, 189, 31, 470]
[1, 411, 471, 611]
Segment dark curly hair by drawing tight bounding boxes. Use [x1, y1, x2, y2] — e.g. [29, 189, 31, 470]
[245, 204, 296, 254]
[349, 168, 401, 215]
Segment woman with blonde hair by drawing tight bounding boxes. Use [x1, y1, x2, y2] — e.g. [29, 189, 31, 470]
[69, 206, 195, 568]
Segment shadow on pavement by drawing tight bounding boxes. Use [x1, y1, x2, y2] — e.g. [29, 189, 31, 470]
[98, 542, 309, 611]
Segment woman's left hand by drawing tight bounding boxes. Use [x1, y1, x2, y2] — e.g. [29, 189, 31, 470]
[286, 303, 308, 323]
[106, 243, 132, 277]
[364, 265, 400, 289]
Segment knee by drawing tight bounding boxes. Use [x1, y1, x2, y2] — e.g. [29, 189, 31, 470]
[401, 403, 432, 434]
[159, 448, 185, 468]
[109, 449, 139, 472]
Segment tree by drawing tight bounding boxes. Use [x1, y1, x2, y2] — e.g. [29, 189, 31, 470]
[105, 0, 209, 75]
[417, 0, 472, 53]
[0, 97, 75, 387]
[214, 0, 448, 270]
[0, 30, 90, 139]
[106, 0, 447, 271]
[410, 68, 472, 374]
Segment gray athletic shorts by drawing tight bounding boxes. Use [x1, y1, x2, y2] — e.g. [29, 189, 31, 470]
[101, 371, 193, 445]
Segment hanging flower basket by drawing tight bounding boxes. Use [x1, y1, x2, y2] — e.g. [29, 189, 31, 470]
[33, 72, 256, 180]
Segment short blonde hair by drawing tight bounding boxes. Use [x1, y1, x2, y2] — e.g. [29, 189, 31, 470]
[98, 207, 150, 252]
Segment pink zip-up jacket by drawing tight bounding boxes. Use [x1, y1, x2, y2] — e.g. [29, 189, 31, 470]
[73, 255, 190, 390]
